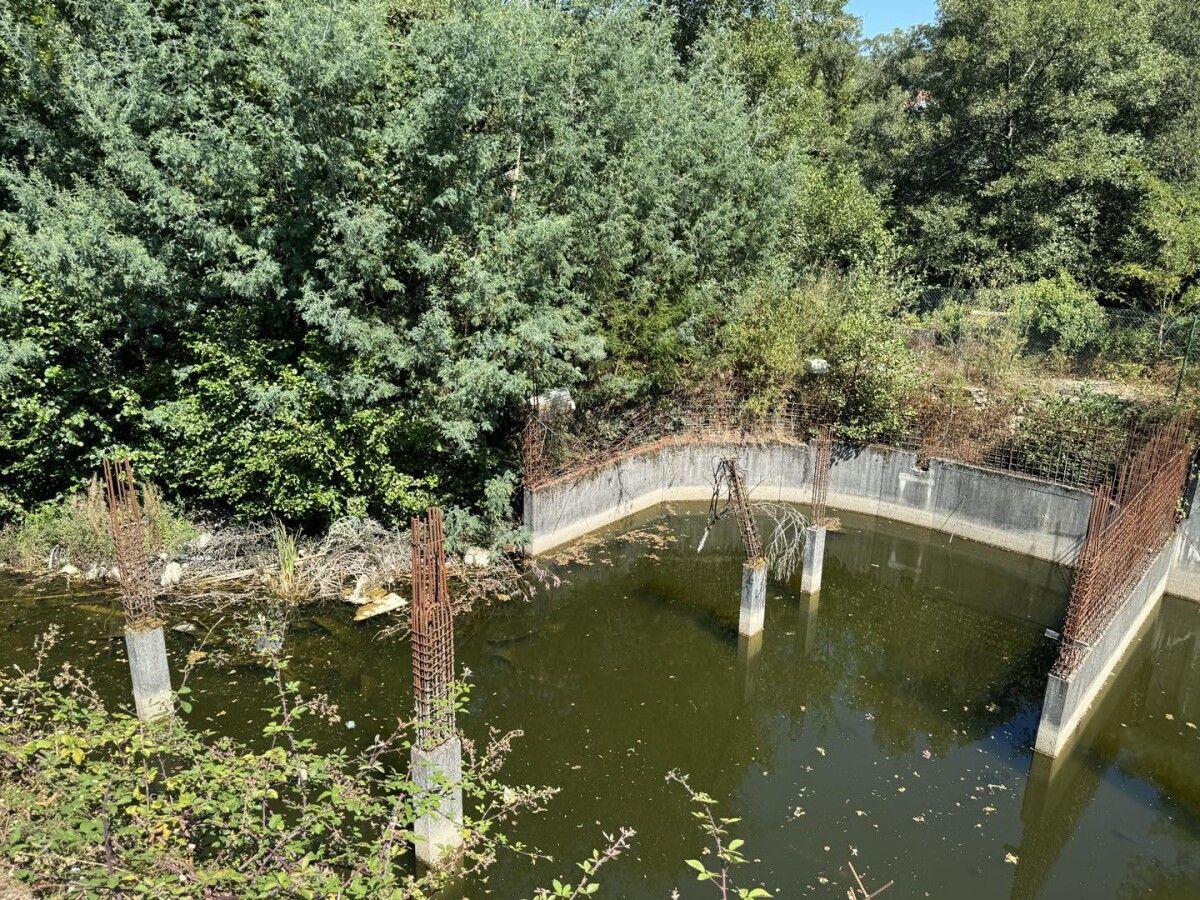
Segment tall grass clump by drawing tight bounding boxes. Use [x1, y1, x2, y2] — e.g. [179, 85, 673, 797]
[0, 478, 195, 571]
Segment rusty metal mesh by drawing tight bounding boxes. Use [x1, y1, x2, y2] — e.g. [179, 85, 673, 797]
[410, 507, 456, 750]
[1052, 418, 1193, 677]
[811, 425, 833, 527]
[103, 458, 159, 629]
[524, 389, 1162, 495]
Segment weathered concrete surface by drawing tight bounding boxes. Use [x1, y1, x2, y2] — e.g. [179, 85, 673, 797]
[739, 561, 767, 636]
[525, 440, 1092, 565]
[411, 736, 464, 869]
[1034, 537, 1178, 758]
[124, 625, 173, 721]
[1167, 459, 1200, 602]
[800, 525, 826, 594]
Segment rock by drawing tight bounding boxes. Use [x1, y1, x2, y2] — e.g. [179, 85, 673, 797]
[107, 565, 121, 581]
[160, 561, 183, 587]
[353, 592, 407, 621]
[85, 565, 101, 581]
[59, 564, 81, 578]
[464, 546, 491, 568]
[806, 357, 830, 375]
[172, 622, 198, 635]
[194, 532, 214, 550]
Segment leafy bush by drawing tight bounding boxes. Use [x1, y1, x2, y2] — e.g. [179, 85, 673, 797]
[0, 645, 549, 897]
[1006, 273, 1106, 356]
[724, 272, 919, 439]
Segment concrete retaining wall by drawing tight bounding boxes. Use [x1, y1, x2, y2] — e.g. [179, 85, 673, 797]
[1034, 537, 1179, 757]
[525, 440, 1093, 565]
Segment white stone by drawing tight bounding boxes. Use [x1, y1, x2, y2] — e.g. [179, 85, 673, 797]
[85, 565, 101, 581]
[194, 532, 213, 550]
[464, 547, 490, 568]
[353, 592, 407, 621]
[806, 357, 830, 375]
[59, 564, 81, 578]
[160, 562, 183, 587]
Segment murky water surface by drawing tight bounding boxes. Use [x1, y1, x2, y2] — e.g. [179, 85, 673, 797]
[3, 505, 1200, 898]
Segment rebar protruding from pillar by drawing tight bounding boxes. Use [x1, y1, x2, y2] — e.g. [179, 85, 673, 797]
[723, 458, 763, 562]
[409, 507, 464, 870]
[410, 507, 457, 751]
[104, 458, 172, 721]
[811, 425, 833, 528]
[103, 458, 158, 629]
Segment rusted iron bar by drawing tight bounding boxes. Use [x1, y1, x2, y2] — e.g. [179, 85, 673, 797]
[722, 458, 763, 562]
[1053, 418, 1192, 676]
[103, 458, 158, 629]
[811, 425, 833, 528]
[410, 507, 456, 751]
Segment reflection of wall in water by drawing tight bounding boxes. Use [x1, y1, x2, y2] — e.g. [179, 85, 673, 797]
[826, 511, 1071, 629]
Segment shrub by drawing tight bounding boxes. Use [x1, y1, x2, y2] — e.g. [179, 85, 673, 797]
[0, 479, 195, 571]
[724, 271, 919, 440]
[0, 647, 550, 897]
[1005, 272, 1106, 357]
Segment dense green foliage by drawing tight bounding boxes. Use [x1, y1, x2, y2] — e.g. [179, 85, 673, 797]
[0, 645, 548, 896]
[1, 0, 1197, 529]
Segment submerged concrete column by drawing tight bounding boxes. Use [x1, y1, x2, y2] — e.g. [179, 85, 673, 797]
[739, 560, 767, 637]
[411, 736, 465, 869]
[124, 625, 173, 721]
[104, 458, 173, 724]
[800, 525, 827, 595]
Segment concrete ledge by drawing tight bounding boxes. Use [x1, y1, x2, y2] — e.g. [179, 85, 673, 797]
[1034, 537, 1178, 758]
[525, 441, 1092, 564]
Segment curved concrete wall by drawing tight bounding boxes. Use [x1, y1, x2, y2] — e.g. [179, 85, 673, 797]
[524, 440, 1093, 565]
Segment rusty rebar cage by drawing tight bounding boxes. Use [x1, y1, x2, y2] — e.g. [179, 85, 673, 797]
[1053, 418, 1193, 677]
[103, 458, 159, 629]
[410, 507, 457, 751]
[811, 425, 833, 528]
[722, 458, 763, 562]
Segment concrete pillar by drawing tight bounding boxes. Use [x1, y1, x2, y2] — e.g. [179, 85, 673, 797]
[411, 736, 465, 870]
[738, 561, 767, 637]
[800, 525, 826, 595]
[124, 625, 173, 721]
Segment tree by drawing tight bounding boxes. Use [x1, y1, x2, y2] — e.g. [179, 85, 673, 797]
[858, 0, 1200, 292]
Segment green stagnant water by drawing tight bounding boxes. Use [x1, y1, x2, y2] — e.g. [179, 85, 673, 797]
[3, 504, 1200, 898]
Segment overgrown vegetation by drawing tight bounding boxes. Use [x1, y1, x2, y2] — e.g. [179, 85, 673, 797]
[1, 0, 1198, 530]
[0, 478, 194, 572]
[0, 631, 556, 896]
